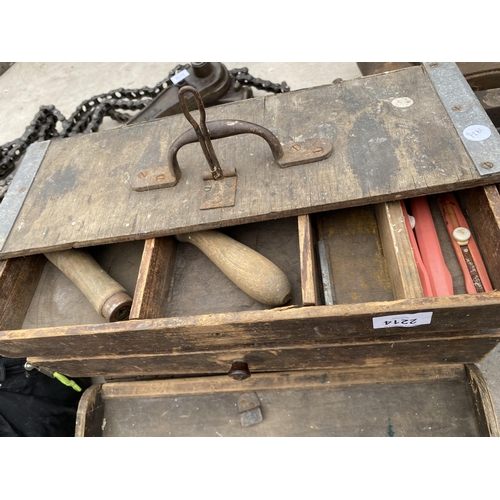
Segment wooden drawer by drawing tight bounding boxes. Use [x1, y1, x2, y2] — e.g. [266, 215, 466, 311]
[75, 363, 499, 437]
[1, 185, 500, 379]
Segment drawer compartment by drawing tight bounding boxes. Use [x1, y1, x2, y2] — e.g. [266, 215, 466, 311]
[1, 186, 500, 379]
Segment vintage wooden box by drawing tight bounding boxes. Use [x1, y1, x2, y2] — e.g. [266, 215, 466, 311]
[1, 63, 500, 435]
[1, 184, 500, 379]
[75, 364, 499, 437]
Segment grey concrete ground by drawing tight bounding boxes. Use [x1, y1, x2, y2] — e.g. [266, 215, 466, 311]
[1, 62, 500, 422]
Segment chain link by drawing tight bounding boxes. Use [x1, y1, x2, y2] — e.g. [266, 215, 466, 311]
[0, 64, 289, 199]
[230, 67, 290, 94]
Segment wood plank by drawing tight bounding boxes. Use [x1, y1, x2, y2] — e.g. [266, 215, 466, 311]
[129, 237, 176, 320]
[74, 384, 104, 437]
[316, 206, 394, 303]
[456, 185, 500, 289]
[0, 255, 46, 330]
[297, 215, 320, 305]
[375, 201, 424, 299]
[27, 334, 500, 378]
[100, 364, 466, 399]
[3, 293, 500, 359]
[1, 66, 491, 259]
[74, 365, 495, 437]
[465, 364, 500, 436]
[96, 376, 481, 437]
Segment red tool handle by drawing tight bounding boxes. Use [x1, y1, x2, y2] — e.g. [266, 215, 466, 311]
[410, 197, 454, 297]
[437, 193, 492, 293]
[401, 201, 434, 297]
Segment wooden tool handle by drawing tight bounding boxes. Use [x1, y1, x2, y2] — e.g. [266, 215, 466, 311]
[175, 230, 292, 307]
[44, 249, 133, 322]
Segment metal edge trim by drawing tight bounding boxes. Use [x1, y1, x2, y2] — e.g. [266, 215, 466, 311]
[423, 62, 500, 176]
[0, 140, 51, 252]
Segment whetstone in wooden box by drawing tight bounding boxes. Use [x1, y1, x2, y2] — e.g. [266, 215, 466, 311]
[1, 63, 500, 384]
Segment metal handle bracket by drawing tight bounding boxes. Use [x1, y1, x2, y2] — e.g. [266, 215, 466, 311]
[131, 86, 333, 192]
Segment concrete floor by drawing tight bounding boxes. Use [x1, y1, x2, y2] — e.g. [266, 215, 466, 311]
[1, 62, 500, 424]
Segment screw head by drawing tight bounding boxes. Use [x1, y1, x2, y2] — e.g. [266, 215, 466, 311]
[290, 144, 301, 152]
[451, 105, 463, 111]
[156, 174, 166, 182]
[482, 161, 494, 169]
[312, 147, 324, 154]
[137, 171, 147, 178]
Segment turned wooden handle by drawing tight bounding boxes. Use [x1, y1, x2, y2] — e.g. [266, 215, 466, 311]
[175, 230, 292, 307]
[44, 249, 133, 322]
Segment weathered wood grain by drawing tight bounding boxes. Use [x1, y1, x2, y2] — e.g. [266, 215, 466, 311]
[1, 66, 492, 259]
[99, 364, 465, 399]
[82, 364, 485, 437]
[317, 206, 394, 303]
[375, 201, 424, 299]
[465, 364, 500, 436]
[129, 237, 176, 320]
[3, 292, 500, 359]
[457, 185, 500, 289]
[74, 384, 104, 437]
[0, 255, 46, 330]
[297, 215, 320, 305]
[30, 333, 500, 378]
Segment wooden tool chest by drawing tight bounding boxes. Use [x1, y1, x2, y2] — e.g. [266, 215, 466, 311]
[1, 184, 500, 376]
[1, 63, 500, 436]
[75, 364, 499, 437]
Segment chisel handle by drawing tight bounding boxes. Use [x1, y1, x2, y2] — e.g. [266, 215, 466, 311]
[175, 230, 292, 307]
[44, 249, 133, 322]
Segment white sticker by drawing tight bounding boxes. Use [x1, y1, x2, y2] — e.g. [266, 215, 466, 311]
[171, 69, 190, 85]
[391, 97, 414, 108]
[463, 124, 491, 142]
[372, 312, 433, 329]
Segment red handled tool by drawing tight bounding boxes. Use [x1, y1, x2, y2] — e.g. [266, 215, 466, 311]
[401, 201, 434, 297]
[437, 193, 493, 294]
[409, 196, 454, 297]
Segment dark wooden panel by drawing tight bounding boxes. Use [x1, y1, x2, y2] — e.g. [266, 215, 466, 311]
[75, 384, 104, 437]
[457, 185, 500, 289]
[317, 206, 395, 303]
[3, 293, 500, 359]
[28, 335, 500, 378]
[1, 66, 490, 259]
[76, 365, 483, 437]
[0, 255, 46, 330]
[465, 364, 500, 436]
[130, 237, 176, 320]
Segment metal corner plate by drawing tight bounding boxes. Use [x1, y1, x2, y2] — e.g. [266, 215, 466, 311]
[0, 140, 50, 251]
[423, 62, 500, 176]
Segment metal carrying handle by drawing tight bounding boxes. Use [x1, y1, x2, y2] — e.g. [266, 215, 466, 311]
[169, 85, 285, 181]
[130, 85, 332, 192]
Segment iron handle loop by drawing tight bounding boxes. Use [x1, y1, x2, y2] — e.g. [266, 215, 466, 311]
[172, 86, 284, 181]
[167, 118, 285, 182]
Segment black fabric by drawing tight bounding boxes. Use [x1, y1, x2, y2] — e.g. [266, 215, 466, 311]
[0, 356, 91, 437]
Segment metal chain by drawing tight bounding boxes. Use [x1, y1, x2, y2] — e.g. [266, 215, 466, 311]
[229, 67, 290, 94]
[0, 64, 289, 199]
